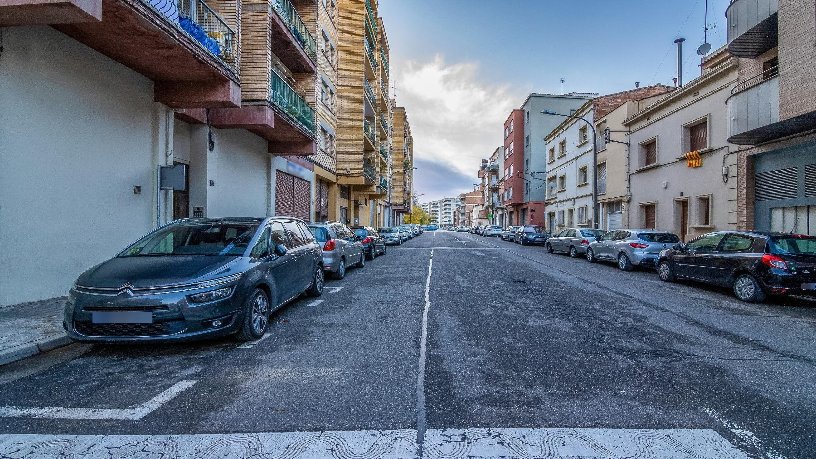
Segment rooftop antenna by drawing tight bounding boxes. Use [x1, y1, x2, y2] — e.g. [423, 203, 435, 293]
[697, 0, 712, 56]
[559, 78, 565, 95]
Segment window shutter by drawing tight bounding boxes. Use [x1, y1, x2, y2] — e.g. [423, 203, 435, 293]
[644, 142, 657, 166]
[689, 121, 707, 151]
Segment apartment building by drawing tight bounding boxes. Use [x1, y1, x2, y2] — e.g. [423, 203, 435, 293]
[624, 49, 739, 241]
[421, 197, 458, 226]
[502, 110, 525, 225]
[391, 106, 414, 224]
[478, 147, 504, 226]
[335, 0, 392, 228]
[726, 0, 816, 235]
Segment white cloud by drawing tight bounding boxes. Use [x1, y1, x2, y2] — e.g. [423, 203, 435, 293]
[395, 55, 528, 188]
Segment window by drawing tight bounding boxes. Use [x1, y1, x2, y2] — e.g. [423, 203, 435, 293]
[578, 125, 588, 144]
[525, 182, 530, 194]
[687, 119, 708, 152]
[597, 162, 607, 195]
[688, 233, 725, 252]
[509, 164, 514, 176]
[509, 144, 514, 156]
[721, 234, 754, 252]
[509, 120, 514, 133]
[283, 221, 306, 248]
[558, 139, 567, 157]
[577, 206, 587, 224]
[567, 209, 575, 227]
[504, 126, 509, 139]
[525, 111, 529, 123]
[250, 228, 271, 258]
[696, 195, 712, 226]
[525, 135, 529, 146]
[558, 175, 566, 191]
[642, 203, 656, 229]
[557, 210, 565, 226]
[607, 201, 623, 213]
[641, 139, 657, 167]
[578, 166, 588, 186]
[547, 176, 557, 197]
[548, 147, 555, 163]
[269, 222, 288, 248]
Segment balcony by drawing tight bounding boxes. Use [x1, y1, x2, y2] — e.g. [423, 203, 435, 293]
[726, 0, 778, 58]
[379, 114, 389, 134]
[270, 0, 317, 72]
[364, 37, 378, 78]
[364, 79, 376, 107]
[379, 144, 389, 160]
[269, 67, 315, 135]
[364, 14, 377, 45]
[1, 0, 242, 107]
[380, 48, 389, 79]
[365, 0, 376, 33]
[364, 119, 377, 148]
[727, 70, 779, 144]
[363, 159, 377, 183]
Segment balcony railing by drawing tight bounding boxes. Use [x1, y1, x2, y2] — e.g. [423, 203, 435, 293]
[365, 15, 377, 44]
[271, 0, 317, 61]
[365, 0, 377, 33]
[364, 119, 376, 145]
[726, 0, 778, 58]
[380, 48, 389, 78]
[379, 114, 389, 133]
[364, 79, 376, 106]
[363, 160, 377, 182]
[379, 177, 388, 189]
[380, 80, 389, 101]
[364, 38, 378, 72]
[147, 0, 238, 70]
[270, 68, 316, 135]
[379, 144, 389, 160]
[727, 68, 779, 144]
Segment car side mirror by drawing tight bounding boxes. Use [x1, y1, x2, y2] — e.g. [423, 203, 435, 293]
[674, 243, 687, 252]
[274, 244, 288, 256]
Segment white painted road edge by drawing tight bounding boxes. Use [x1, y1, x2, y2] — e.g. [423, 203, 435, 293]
[0, 380, 196, 421]
[0, 428, 748, 458]
[416, 248, 433, 450]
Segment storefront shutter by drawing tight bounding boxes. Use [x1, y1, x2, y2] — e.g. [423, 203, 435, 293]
[755, 167, 798, 201]
[275, 171, 310, 220]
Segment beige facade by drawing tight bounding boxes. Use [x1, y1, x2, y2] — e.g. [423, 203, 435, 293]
[625, 51, 739, 241]
[391, 106, 414, 222]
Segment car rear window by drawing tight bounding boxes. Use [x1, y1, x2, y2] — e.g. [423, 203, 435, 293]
[308, 226, 330, 242]
[380, 227, 395, 233]
[638, 233, 680, 243]
[770, 236, 816, 256]
[580, 229, 605, 238]
[353, 229, 368, 238]
[524, 226, 546, 233]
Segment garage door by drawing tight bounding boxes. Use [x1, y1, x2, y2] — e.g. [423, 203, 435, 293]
[275, 171, 310, 221]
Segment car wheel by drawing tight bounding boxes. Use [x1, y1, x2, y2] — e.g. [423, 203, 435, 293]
[334, 259, 346, 280]
[307, 266, 325, 297]
[617, 253, 633, 271]
[358, 252, 366, 268]
[546, 243, 554, 253]
[236, 288, 270, 341]
[657, 261, 675, 282]
[382, 245, 387, 255]
[520, 239, 526, 246]
[733, 274, 766, 303]
[586, 248, 596, 263]
[569, 246, 578, 258]
[366, 247, 375, 261]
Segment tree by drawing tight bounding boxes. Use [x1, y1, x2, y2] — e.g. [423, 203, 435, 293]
[405, 206, 431, 224]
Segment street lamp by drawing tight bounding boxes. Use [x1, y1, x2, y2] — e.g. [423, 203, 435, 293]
[541, 110, 599, 229]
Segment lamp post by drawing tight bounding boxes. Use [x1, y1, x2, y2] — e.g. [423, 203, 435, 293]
[541, 110, 599, 229]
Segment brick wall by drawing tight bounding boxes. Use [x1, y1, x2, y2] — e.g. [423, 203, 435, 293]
[778, 0, 816, 120]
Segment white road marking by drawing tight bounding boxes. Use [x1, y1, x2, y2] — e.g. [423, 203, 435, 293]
[306, 299, 325, 308]
[237, 332, 274, 349]
[396, 247, 504, 251]
[325, 286, 344, 294]
[0, 428, 747, 458]
[416, 249, 433, 451]
[0, 380, 196, 421]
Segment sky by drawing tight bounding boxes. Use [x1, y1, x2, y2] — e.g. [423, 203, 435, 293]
[377, 0, 732, 203]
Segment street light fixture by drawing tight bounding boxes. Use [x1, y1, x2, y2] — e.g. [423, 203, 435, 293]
[541, 110, 599, 229]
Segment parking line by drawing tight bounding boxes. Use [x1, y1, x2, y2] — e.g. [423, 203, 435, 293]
[306, 299, 324, 308]
[237, 333, 273, 349]
[0, 380, 196, 421]
[325, 286, 344, 294]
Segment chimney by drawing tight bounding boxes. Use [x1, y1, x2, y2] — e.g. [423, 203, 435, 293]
[635, 81, 640, 88]
[674, 38, 686, 87]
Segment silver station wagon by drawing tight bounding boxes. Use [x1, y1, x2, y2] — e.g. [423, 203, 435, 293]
[586, 229, 681, 271]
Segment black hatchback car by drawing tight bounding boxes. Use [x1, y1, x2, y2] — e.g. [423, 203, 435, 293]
[514, 225, 550, 246]
[352, 226, 387, 260]
[657, 231, 816, 302]
[65, 217, 324, 343]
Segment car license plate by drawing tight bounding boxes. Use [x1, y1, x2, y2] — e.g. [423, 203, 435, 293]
[91, 311, 153, 324]
[802, 283, 816, 291]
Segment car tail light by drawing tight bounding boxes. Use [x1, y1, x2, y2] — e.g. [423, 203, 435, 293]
[363, 237, 373, 244]
[323, 239, 336, 251]
[762, 254, 788, 270]
[580, 239, 589, 246]
[629, 242, 649, 249]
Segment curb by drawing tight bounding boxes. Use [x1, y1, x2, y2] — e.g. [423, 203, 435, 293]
[0, 334, 72, 367]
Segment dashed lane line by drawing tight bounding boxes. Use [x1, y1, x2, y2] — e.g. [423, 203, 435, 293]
[0, 428, 748, 458]
[306, 299, 325, 308]
[0, 380, 196, 421]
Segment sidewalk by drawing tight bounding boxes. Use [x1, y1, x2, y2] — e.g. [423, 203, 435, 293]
[0, 298, 71, 366]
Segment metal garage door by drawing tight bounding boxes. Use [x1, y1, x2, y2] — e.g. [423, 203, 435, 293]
[275, 171, 310, 221]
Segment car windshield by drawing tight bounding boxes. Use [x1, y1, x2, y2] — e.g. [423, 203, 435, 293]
[580, 229, 605, 238]
[119, 222, 259, 257]
[638, 233, 681, 243]
[308, 226, 330, 242]
[524, 226, 546, 233]
[770, 236, 816, 256]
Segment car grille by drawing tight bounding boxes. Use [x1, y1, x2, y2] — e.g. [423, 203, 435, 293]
[74, 321, 180, 337]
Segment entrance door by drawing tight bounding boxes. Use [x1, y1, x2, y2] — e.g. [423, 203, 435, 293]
[678, 200, 689, 242]
[172, 161, 189, 220]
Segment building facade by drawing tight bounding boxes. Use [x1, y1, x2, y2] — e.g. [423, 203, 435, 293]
[391, 106, 414, 224]
[624, 50, 739, 241]
[478, 147, 504, 226]
[421, 197, 458, 226]
[726, 0, 816, 235]
[502, 110, 525, 225]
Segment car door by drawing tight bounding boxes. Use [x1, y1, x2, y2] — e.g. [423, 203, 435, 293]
[268, 222, 297, 303]
[715, 233, 757, 287]
[595, 230, 617, 260]
[676, 233, 726, 281]
[283, 220, 312, 294]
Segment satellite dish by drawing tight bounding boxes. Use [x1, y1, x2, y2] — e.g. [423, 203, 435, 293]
[697, 42, 712, 56]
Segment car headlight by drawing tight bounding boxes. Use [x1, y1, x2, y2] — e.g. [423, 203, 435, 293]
[187, 286, 234, 304]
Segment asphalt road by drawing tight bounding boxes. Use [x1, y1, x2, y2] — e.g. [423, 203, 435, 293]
[0, 230, 814, 458]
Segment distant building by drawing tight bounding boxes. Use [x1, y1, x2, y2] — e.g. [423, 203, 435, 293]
[421, 197, 460, 226]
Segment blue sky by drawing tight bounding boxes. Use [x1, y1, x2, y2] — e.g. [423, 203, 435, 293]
[378, 0, 731, 202]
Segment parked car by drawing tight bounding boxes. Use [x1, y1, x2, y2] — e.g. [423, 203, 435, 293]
[65, 217, 324, 343]
[380, 227, 403, 245]
[352, 226, 386, 259]
[657, 232, 816, 302]
[308, 222, 365, 280]
[456, 226, 470, 232]
[501, 226, 520, 241]
[424, 224, 439, 231]
[483, 225, 503, 237]
[546, 228, 606, 257]
[587, 229, 680, 270]
[514, 225, 550, 245]
[398, 225, 414, 239]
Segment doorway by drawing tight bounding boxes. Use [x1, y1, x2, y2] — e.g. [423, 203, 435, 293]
[676, 199, 689, 241]
[172, 161, 189, 220]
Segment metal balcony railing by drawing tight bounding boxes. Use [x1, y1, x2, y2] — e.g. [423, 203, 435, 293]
[379, 144, 389, 160]
[365, 0, 377, 33]
[147, 0, 238, 70]
[379, 114, 389, 133]
[271, 0, 317, 61]
[363, 160, 377, 182]
[364, 79, 376, 105]
[364, 119, 376, 144]
[365, 15, 377, 44]
[364, 38, 378, 72]
[270, 68, 316, 135]
[732, 66, 779, 95]
[380, 48, 389, 77]
[380, 80, 388, 101]
[379, 177, 388, 189]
